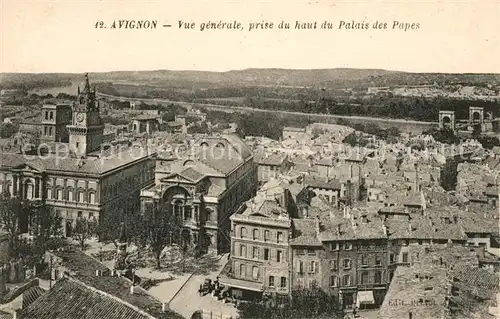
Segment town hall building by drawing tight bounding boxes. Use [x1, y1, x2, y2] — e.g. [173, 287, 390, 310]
[0, 74, 156, 236]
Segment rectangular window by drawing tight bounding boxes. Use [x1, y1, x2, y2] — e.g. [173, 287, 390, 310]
[307, 249, 315, 256]
[240, 245, 246, 257]
[264, 230, 270, 242]
[374, 271, 382, 284]
[361, 255, 368, 266]
[330, 260, 338, 271]
[297, 260, 304, 274]
[343, 259, 352, 269]
[309, 261, 317, 273]
[240, 264, 246, 278]
[343, 275, 352, 286]
[330, 243, 339, 251]
[277, 250, 283, 263]
[375, 256, 382, 266]
[280, 277, 287, 288]
[402, 252, 409, 263]
[252, 247, 259, 259]
[361, 271, 369, 284]
[264, 248, 269, 261]
[390, 253, 395, 264]
[329, 276, 338, 287]
[343, 243, 353, 250]
[269, 276, 275, 287]
[296, 249, 305, 256]
[77, 211, 83, 218]
[277, 232, 284, 244]
[240, 227, 247, 238]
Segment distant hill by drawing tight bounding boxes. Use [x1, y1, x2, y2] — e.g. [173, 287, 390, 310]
[1, 68, 500, 90]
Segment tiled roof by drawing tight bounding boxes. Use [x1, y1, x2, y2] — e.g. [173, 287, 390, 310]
[22, 277, 154, 319]
[0, 148, 152, 175]
[0, 310, 12, 319]
[178, 167, 205, 182]
[377, 264, 449, 319]
[290, 219, 322, 246]
[254, 152, 287, 166]
[48, 248, 183, 319]
[304, 176, 341, 190]
[49, 248, 110, 277]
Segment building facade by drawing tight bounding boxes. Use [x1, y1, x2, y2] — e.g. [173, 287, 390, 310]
[0, 74, 155, 237]
[140, 134, 258, 254]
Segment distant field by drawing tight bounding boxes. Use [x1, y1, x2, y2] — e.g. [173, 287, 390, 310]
[29, 82, 80, 95]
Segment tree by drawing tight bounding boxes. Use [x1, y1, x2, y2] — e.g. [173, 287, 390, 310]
[0, 196, 63, 266]
[73, 217, 90, 250]
[0, 195, 24, 259]
[0, 122, 18, 138]
[144, 204, 183, 269]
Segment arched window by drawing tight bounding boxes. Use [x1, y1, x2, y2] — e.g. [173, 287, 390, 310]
[200, 142, 209, 148]
[67, 188, 74, 201]
[183, 160, 194, 167]
[56, 187, 63, 200]
[215, 142, 225, 148]
[252, 266, 259, 279]
[252, 229, 259, 240]
[78, 189, 85, 202]
[88, 192, 96, 204]
[240, 227, 247, 238]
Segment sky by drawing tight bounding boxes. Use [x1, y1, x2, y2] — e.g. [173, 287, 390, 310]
[1, 0, 499, 74]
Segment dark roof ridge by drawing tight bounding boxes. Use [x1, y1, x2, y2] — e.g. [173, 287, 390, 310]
[62, 276, 158, 319]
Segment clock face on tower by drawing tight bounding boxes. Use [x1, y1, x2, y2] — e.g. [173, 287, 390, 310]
[76, 113, 84, 123]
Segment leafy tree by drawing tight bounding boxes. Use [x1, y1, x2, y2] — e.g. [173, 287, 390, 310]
[0, 196, 63, 266]
[144, 204, 183, 269]
[73, 217, 90, 250]
[0, 122, 18, 138]
[423, 128, 459, 145]
[0, 195, 24, 259]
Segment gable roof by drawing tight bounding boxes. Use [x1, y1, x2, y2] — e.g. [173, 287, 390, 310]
[22, 277, 154, 319]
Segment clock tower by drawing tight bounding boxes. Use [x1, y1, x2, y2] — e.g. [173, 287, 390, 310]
[67, 73, 104, 156]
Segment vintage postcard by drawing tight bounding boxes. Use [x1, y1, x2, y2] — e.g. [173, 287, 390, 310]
[0, 0, 499, 318]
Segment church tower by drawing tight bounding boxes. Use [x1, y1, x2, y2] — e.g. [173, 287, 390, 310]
[67, 73, 104, 157]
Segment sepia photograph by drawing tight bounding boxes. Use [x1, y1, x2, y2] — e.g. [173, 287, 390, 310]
[0, 0, 499, 318]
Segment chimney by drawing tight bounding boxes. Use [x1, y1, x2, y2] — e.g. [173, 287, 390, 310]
[338, 223, 344, 235]
[315, 215, 321, 235]
[95, 269, 100, 276]
[162, 303, 167, 312]
[111, 269, 116, 276]
[130, 285, 135, 295]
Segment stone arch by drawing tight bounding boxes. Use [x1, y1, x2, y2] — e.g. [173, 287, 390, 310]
[469, 106, 484, 123]
[439, 111, 455, 131]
